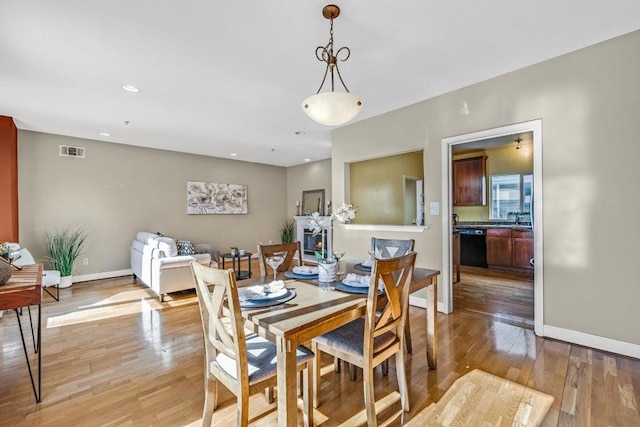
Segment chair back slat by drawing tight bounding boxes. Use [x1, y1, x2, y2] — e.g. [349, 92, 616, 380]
[256, 242, 303, 276]
[191, 262, 249, 387]
[371, 238, 415, 259]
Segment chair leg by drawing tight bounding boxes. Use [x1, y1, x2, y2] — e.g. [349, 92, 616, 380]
[265, 386, 274, 403]
[303, 364, 314, 427]
[349, 364, 357, 382]
[312, 341, 321, 409]
[404, 317, 412, 353]
[395, 352, 410, 412]
[381, 359, 389, 376]
[237, 393, 249, 427]
[298, 371, 304, 397]
[363, 363, 378, 427]
[334, 356, 341, 373]
[202, 376, 217, 427]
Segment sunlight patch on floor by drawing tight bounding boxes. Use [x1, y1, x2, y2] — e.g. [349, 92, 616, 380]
[337, 390, 402, 426]
[78, 289, 157, 308]
[46, 297, 164, 328]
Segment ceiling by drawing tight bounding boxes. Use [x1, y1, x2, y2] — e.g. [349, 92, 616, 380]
[2, 1, 639, 167]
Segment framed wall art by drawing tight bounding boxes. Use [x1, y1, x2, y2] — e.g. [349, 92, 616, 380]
[187, 181, 248, 215]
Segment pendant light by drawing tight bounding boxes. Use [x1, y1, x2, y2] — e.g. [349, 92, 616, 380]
[302, 4, 363, 126]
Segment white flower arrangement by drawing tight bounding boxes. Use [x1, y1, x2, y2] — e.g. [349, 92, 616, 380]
[308, 212, 331, 236]
[307, 203, 358, 261]
[308, 203, 357, 236]
[332, 203, 357, 223]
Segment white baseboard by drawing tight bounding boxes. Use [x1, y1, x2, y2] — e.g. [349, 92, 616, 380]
[73, 269, 132, 283]
[544, 325, 640, 359]
[408, 294, 446, 313]
[408, 294, 426, 308]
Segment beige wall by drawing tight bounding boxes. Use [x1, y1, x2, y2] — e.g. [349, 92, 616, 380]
[454, 143, 533, 221]
[18, 131, 287, 274]
[332, 30, 640, 345]
[286, 159, 332, 217]
[349, 151, 423, 225]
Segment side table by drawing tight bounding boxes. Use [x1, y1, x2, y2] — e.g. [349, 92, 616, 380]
[220, 252, 252, 280]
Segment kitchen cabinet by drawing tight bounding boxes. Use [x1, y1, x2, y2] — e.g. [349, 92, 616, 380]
[512, 229, 534, 269]
[487, 228, 533, 269]
[486, 228, 512, 267]
[453, 156, 486, 206]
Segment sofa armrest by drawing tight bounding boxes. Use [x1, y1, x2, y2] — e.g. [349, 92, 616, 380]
[155, 254, 211, 270]
[195, 243, 220, 264]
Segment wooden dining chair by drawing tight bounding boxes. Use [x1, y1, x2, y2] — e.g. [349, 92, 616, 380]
[371, 237, 415, 354]
[256, 241, 303, 276]
[312, 252, 417, 426]
[190, 262, 314, 427]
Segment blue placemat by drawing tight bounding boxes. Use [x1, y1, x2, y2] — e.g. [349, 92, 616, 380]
[354, 263, 372, 272]
[284, 270, 319, 279]
[336, 283, 383, 295]
[239, 289, 297, 308]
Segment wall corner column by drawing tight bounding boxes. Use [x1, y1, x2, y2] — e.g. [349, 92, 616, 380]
[0, 116, 19, 242]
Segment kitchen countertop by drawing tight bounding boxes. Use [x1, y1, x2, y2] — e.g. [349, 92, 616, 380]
[455, 222, 532, 230]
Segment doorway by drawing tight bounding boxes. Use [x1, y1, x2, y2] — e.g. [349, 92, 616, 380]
[441, 120, 543, 335]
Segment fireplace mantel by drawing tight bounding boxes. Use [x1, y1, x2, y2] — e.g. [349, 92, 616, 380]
[294, 216, 333, 264]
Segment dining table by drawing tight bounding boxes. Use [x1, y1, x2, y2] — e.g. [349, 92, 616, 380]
[238, 261, 440, 427]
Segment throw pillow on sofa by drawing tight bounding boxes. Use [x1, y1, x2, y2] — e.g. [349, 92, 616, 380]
[154, 236, 178, 257]
[176, 240, 196, 256]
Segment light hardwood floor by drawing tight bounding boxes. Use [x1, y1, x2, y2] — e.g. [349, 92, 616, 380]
[1, 269, 639, 426]
[453, 266, 535, 329]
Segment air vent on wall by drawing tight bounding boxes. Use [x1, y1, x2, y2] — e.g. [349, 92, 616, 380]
[59, 145, 85, 158]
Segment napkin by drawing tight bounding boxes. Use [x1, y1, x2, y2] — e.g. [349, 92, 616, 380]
[345, 273, 371, 287]
[361, 258, 373, 267]
[239, 281, 286, 300]
[267, 280, 286, 293]
[293, 266, 319, 275]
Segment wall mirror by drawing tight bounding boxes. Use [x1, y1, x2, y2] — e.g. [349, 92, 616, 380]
[302, 189, 325, 215]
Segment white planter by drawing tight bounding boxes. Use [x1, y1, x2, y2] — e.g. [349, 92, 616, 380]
[59, 275, 73, 288]
[317, 259, 337, 290]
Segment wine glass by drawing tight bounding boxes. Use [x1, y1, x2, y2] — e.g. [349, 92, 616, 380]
[265, 255, 284, 291]
[332, 250, 346, 276]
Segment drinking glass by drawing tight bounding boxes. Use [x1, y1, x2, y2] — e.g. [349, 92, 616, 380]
[265, 255, 284, 291]
[332, 250, 346, 275]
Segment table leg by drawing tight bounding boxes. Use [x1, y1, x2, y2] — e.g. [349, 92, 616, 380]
[426, 278, 438, 370]
[276, 336, 299, 427]
[14, 305, 42, 403]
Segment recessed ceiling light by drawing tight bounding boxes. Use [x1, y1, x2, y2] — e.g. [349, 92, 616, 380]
[122, 85, 140, 93]
[295, 131, 306, 135]
[230, 153, 238, 157]
[98, 132, 111, 137]
[304, 158, 311, 162]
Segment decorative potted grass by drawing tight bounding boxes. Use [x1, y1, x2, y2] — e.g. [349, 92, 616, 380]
[46, 228, 87, 288]
[280, 218, 295, 244]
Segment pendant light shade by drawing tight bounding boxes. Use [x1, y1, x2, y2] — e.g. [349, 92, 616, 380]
[302, 91, 363, 127]
[302, 4, 363, 127]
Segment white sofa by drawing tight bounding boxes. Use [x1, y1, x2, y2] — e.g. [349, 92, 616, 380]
[130, 231, 213, 302]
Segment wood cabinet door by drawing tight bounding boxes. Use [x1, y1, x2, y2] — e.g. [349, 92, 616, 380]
[486, 228, 512, 267]
[512, 231, 534, 269]
[453, 157, 486, 206]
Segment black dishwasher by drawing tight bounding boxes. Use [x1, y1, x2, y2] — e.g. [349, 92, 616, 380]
[459, 228, 487, 267]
